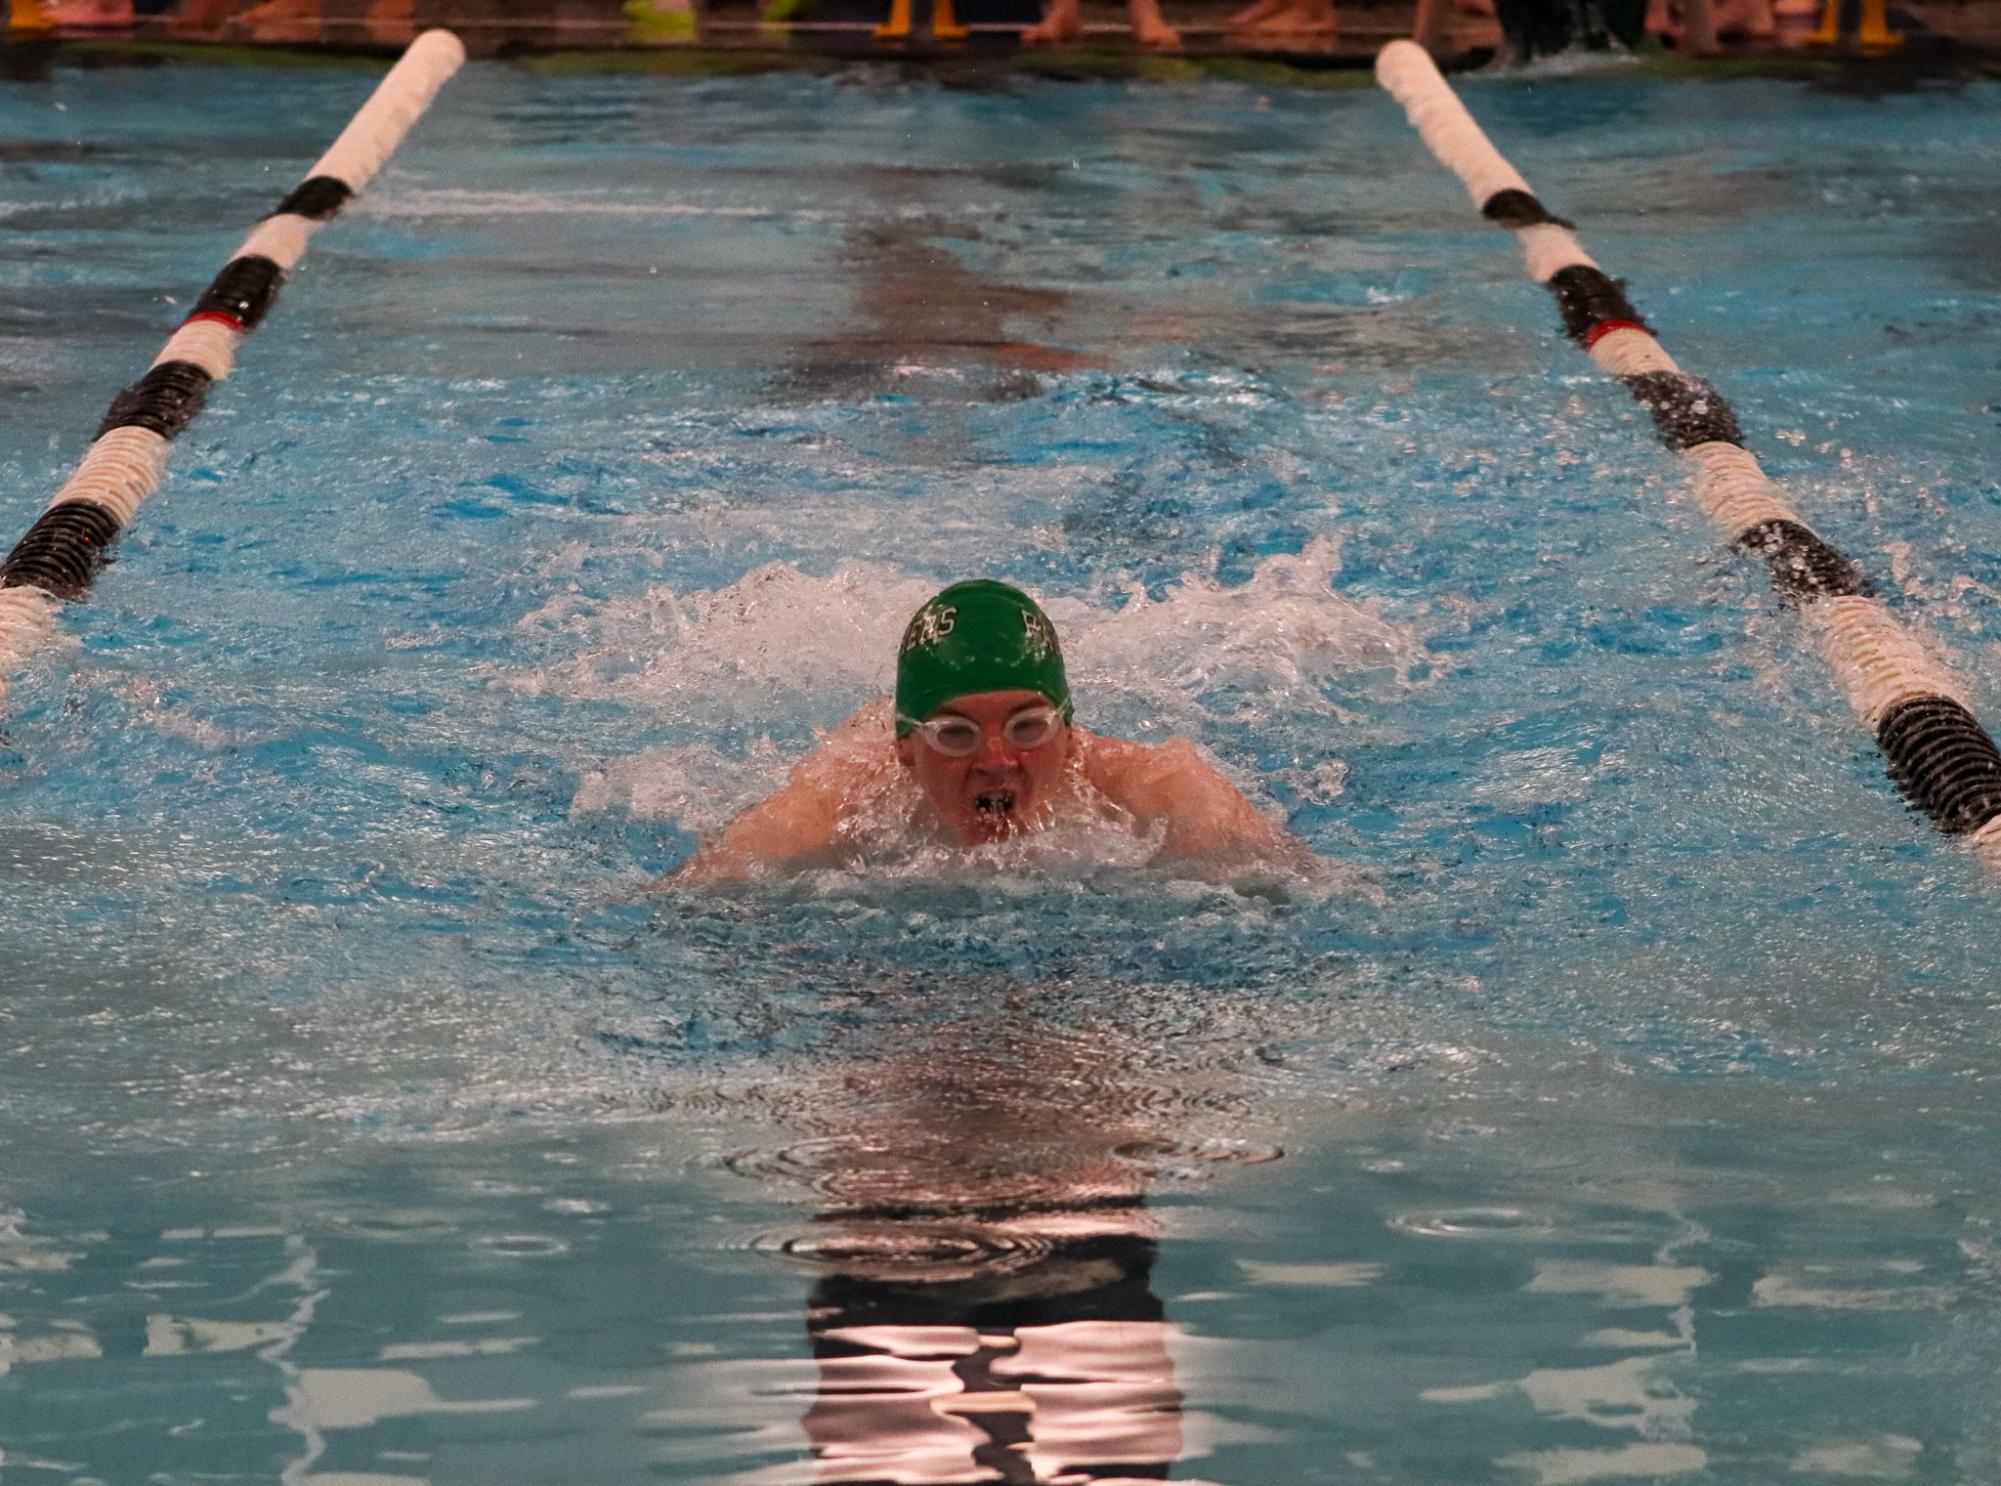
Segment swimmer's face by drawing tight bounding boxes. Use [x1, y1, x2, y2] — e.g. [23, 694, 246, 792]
[895, 688, 1074, 846]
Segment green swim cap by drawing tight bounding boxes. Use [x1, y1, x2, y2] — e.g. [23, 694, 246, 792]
[894, 580, 1073, 737]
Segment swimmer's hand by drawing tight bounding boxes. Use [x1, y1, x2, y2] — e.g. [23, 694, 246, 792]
[665, 846, 759, 886]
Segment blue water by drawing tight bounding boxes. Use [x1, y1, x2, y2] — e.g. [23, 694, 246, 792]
[4, 56, 2001, 1484]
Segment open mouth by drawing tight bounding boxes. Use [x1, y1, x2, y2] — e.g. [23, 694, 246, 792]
[973, 788, 1018, 822]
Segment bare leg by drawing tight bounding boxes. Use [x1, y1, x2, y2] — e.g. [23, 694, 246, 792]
[47, 0, 135, 26]
[361, 0, 414, 42]
[1021, 0, 1081, 42]
[1127, 0, 1180, 46]
[1409, 0, 1444, 48]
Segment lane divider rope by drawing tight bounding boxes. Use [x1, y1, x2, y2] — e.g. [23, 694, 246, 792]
[0, 29, 466, 709]
[1375, 40, 2001, 854]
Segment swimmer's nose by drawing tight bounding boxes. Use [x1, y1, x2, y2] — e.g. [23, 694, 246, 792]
[968, 731, 1017, 772]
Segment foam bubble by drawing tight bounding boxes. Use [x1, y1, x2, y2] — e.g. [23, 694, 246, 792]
[1061, 536, 1424, 734]
[522, 559, 931, 730]
[573, 739, 790, 831]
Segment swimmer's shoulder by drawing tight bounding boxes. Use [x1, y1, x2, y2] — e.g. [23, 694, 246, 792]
[790, 695, 899, 794]
[1075, 728, 1195, 794]
[1077, 729, 1276, 846]
[824, 695, 895, 748]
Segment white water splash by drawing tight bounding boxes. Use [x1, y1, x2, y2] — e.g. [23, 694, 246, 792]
[1063, 536, 1424, 732]
[543, 541, 1423, 863]
[572, 737, 793, 829]
[520, 559, 933, 728]
[547, 541, 1419, 844]
[540, 538, 1417, 728]
[0, 587, 63, 712]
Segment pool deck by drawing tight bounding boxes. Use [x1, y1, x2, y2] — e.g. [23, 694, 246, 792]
[5, 0, 1999, 73]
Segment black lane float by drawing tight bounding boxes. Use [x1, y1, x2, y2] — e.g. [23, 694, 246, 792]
[0, 30, 466, 706]
[1376, 39, 2001, 851]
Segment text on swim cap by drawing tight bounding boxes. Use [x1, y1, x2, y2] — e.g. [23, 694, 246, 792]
[1020, 607, 1057, 660]
[900, 603, 957, 655]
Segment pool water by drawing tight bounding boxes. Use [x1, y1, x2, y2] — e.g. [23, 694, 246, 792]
[3, 55, 2001, 1485]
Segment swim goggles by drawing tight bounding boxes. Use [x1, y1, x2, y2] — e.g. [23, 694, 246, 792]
[896, 705, 1065, 758]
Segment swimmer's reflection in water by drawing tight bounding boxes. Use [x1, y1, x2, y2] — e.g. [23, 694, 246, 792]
[741, 989, 1237, 1486]
[802, 1227, 1180, 1484]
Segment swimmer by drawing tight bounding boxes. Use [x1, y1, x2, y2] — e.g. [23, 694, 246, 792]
[671, 579, 1316, 884]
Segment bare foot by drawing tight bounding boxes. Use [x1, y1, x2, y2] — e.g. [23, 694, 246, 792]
[1132, 15, 1181, 45]
[231, 0, 321, 41]
[1246, 12, 1335, 33]
[1234, 0, 1335, 37]
[1021, 4, 1081, 41]
[1712, 0, 1775, 36]
[48, 0, 134, 28]
[1226, 0, 1286, 26]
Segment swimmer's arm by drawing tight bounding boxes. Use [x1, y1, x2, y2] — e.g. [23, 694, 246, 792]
[1080, 732, 1316, 872]
[669, 779, 844, 884]
[668, 705, 884, 884]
